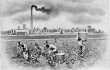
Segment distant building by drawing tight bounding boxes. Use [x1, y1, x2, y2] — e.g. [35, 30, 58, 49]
[62, 29, 72, 34]
[94, 29, 104, 34]
[14, 29, 30, 35]
[1, 24, 104, 35]
[75, 28, 87, 33]
[14, 24, 29, 35]
[11, 29, 15, 34]
[41, 27, 60, 34]
[88, 28, 95, 33]
[87, 25, 95, 34]
[34, 28, 42, 34]
[5, 30, 12, 34]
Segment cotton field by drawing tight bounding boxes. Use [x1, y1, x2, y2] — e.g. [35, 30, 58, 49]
[3, 38, 108, 70]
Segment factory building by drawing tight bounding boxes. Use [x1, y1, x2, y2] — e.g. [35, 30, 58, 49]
[14, 24, 30, 35]
[2, 24, 103, 35]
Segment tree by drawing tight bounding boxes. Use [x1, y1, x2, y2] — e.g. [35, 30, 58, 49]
[87, 25, 91, 29]
[43, 27, 47, 30]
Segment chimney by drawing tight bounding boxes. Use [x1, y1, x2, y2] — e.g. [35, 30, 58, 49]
[18, 26, 20, 29]
[31, 6, 33, 34]
[23, 24, 26, 29]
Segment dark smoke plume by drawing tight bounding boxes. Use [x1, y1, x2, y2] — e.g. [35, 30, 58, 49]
[31, 5, 52, 14]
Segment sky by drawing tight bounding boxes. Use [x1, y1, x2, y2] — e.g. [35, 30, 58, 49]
[0, 0, 109, 33]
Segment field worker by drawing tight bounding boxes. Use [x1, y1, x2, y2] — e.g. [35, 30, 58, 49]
[21, 44, 28, 59]
[54, 39, 57, 45]
[78, 36, 83, 46]
[21, 44, 28, 52]
[17, 41, 22, 58]
[78, 37, 83, 54]
[17, 41, 21, 52]
[34, 42, 41, 57]
[35, 42, 39, 49]
[24, 44, 28, 51]
[43, 40, 50, 54]
[77, 32, 87, 55]
[46, 40, 50, 48]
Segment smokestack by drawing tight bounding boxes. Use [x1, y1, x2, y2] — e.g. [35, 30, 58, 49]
[23, 24, 26, 29]
[31, 6, 33, 34]
[30, 5, 52, 34]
